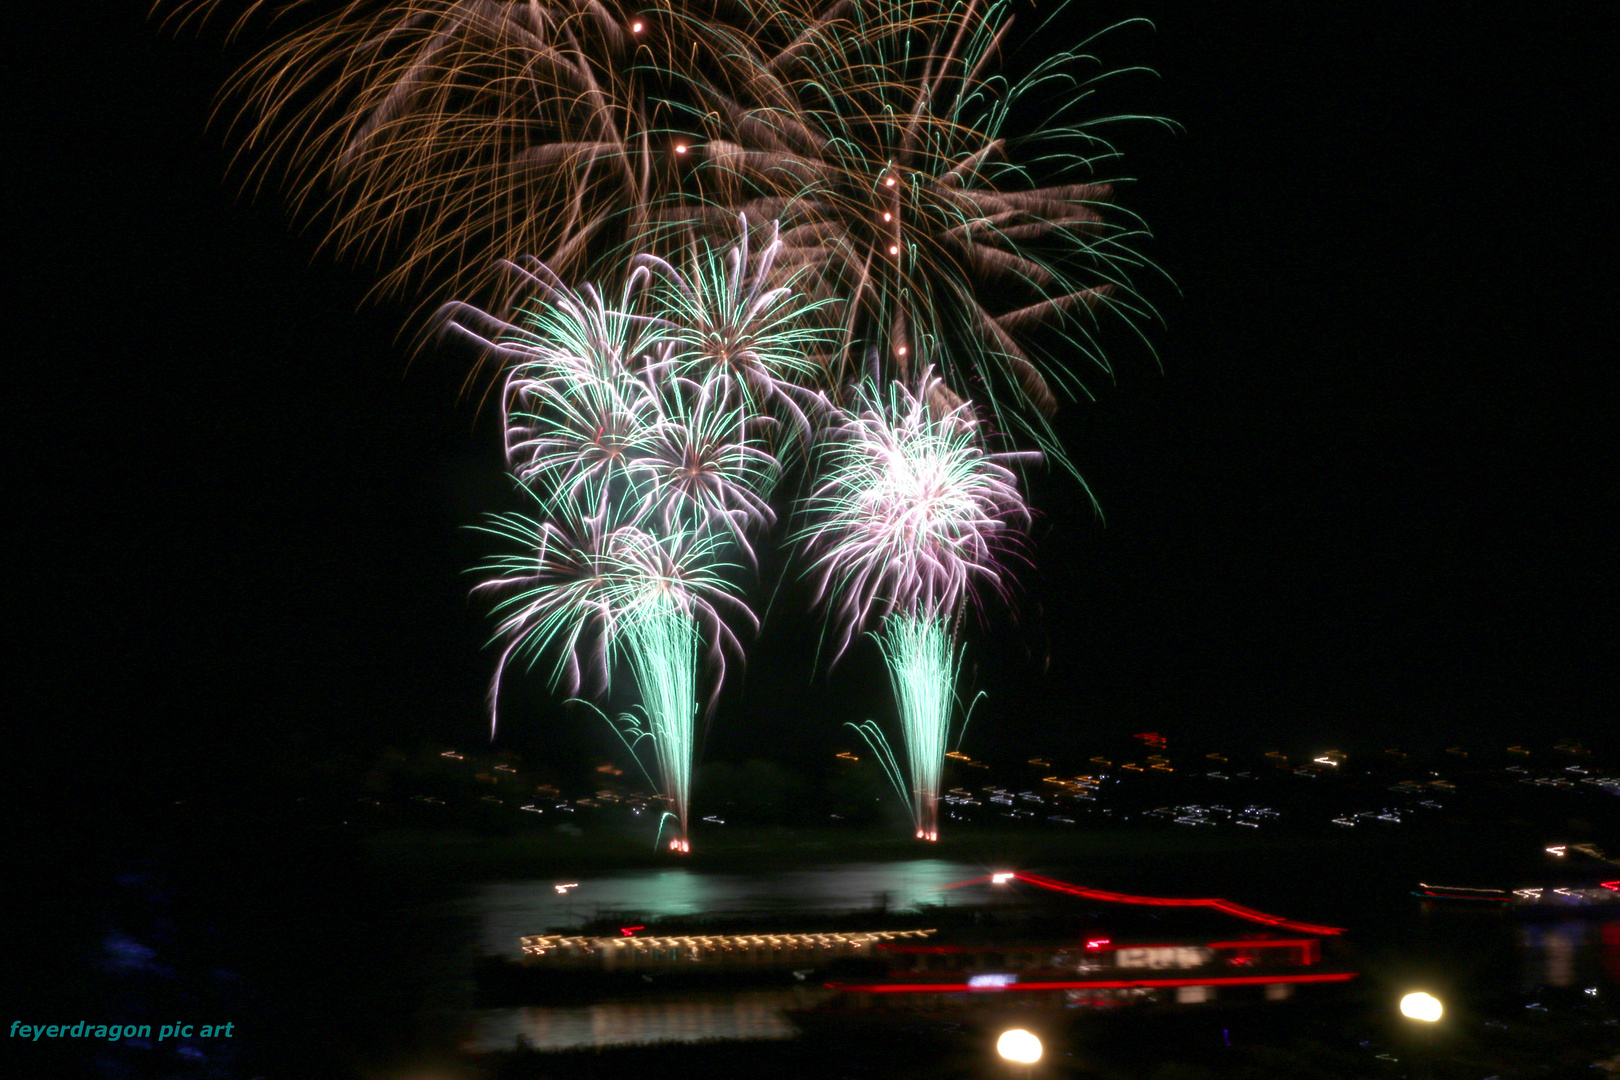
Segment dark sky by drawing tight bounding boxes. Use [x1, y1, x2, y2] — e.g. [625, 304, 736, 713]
[14, 3, 1615, 806]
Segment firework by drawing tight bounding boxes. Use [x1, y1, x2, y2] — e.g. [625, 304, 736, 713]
[655, 0, 1162, 454]
[162, 0, 716, 307]
[601, 526, 755, 849]
[164, 1, 1158, 439]
[458, 227, 814, 848]
[159, 1, 1162, 844]
[634, 364, 783, 562]
[443, 221, 816, 552]
[634, 217, 836, 449]
[495, 280, 663, 518]
[470, 500, 630, 729]
[799, 369, 1034, 661]
[798, 367, 1031, 837]
[474, 504, 751, 848]
[872, 611, 960, 841]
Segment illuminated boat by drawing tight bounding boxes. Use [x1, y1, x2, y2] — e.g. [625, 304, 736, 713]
[496, 872, 1355, 1009]
[803, 872, 1357, 1015]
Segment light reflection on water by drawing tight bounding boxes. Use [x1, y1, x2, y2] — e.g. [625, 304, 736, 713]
[466, 987, 834, 1052]
[1519, 920, 1620, 989]
[472, 859, 980, 958]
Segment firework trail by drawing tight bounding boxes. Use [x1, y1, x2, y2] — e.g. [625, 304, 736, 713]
[161, 0, 1159, 442]
[650, 0, 1164, 458]
[473, 494, 754, 849]
[798, 368, 1031, 837]
[158, 0, 761, 309]
[872, 612, 961, 841]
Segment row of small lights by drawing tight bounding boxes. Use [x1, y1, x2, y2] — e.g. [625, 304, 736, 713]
[520, 928, 936, 956]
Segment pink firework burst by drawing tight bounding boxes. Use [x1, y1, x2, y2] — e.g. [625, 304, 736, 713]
[798, 369, 1037, 659]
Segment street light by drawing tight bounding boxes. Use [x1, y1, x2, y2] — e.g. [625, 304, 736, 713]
[997, 1028, 1042, 1064]
[1400, 991, 1443, 1022]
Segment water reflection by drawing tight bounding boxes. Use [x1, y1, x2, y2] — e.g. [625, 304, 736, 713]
[467, 987, 833, 1051]
[1518, 920, 1620, 990]
[474, 859, 979, 958]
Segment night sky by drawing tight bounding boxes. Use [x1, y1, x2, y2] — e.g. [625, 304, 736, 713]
[14, 3, 1615, 813]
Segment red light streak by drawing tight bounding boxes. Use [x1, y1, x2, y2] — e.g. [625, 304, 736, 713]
[620, 926, 645, 936]
[937, 874, 1343, 934]
[1009, 873, 1346, 935]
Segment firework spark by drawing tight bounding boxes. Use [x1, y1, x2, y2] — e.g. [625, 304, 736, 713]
[442, 221, 816, 553]
[633, 217, 836, 449]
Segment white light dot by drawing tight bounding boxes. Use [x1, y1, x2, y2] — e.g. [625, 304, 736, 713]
[674, 144, 687, 154]
[1400, 992, 1443, 1022]
[997, 1029, 1042, 1064]
[885, 176, 896, 187]
[883, 212, 893, 221]
[888, 245, 899, 255]
[631, 21, 644, 33]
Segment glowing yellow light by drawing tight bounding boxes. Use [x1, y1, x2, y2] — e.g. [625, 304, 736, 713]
[997, 1029, 1042, 1064]
[883, 212, 892, 221]
[991, 872, 1014, 884]
[1400, 992, 1442, 1022]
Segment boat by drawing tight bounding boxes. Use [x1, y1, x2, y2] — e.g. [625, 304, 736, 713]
[495, 871, 1358, 1014]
